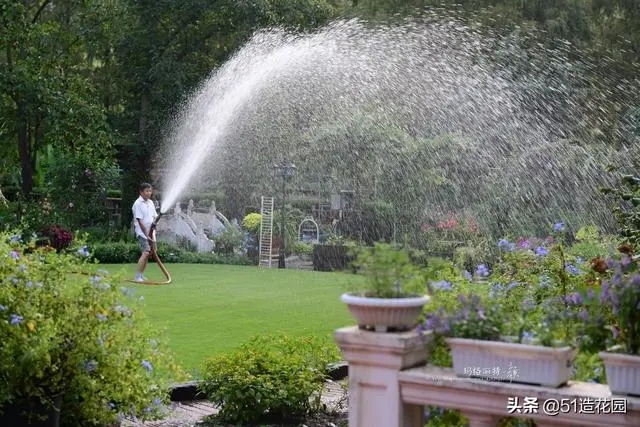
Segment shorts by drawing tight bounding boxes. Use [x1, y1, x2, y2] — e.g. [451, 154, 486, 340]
[138, 236, 153, 253]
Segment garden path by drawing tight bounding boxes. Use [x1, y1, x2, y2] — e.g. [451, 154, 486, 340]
[122, 379, 347, 427]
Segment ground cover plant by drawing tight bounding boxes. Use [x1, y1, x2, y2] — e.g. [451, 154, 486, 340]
[92, 263, 358, 373]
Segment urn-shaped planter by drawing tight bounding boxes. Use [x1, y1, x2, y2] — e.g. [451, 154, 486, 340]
[340, 293, 429, 332]
[446, 338, 576, 388]
[599, 351, 640, 397]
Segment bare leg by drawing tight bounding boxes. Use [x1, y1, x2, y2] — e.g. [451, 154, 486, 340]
[137, 251, 150, 275]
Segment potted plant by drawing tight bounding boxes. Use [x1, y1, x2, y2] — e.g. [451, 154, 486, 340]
[427, 290, 576, 388]
[0, 232, 183, 426]
[341, 243, 429, 332]
[423, 225, 580, 388]
[592, 248, 640, 396]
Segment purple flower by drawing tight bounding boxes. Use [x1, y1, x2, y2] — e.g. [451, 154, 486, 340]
[497, 239, 515, 251]
[141, 360, 153, 372]
[587, 288, 595, 300]
[631, 274, 640, 288]
[565, 292, 583, 305]
[10, 314, 23, 325]
[9, 251, 19, 260]
[507, 281, 519, 291]
[535, 247, 548, 257]
[518, 239, 531, 249]
[431, 280, 452, 291]
[578, 309, 589, 321]
[553, 222, 565, 232]
[97, 313, 108, 321]
[477, 309, 486, 320]
[463, 270, 473, 281]
[475, 264, 490, 277]
[565, 264, 580, 275]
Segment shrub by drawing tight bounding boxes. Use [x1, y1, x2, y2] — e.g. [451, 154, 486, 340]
[294, 241, 313, 256]
[0, 231, 184, 425]
[241, 213, 262, 235]
[200, 334, 340, 425]
[88, 241, 254, 265]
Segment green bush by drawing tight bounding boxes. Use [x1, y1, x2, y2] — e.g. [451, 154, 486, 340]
[200, 334, 340, 425]
[88, 241, 253, 265]
[0, 231, 184, 425]
[293, 241, 313, 256]
[241, 213, 262, 235]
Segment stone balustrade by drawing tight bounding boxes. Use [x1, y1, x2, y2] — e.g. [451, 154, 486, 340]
[335, 326, 640, 427]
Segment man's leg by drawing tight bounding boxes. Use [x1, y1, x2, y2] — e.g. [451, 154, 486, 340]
[136, 236, 151, 280]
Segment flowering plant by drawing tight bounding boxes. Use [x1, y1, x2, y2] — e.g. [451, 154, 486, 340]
[576, 246, 640, 355]
[423, 222, 586, 347]
[39, 224, 73, 251]
[0, 232, 183, 425]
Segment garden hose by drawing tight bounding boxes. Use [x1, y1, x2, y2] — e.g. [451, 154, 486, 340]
[125, 214, 172, 286]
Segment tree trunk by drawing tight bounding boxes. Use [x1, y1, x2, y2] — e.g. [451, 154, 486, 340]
[17, 100, 33, 196]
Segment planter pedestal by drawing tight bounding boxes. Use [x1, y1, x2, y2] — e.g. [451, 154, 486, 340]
[335, 326, 433, 427]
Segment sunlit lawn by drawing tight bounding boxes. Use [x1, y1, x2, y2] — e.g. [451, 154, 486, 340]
[95, 263, 359, 376]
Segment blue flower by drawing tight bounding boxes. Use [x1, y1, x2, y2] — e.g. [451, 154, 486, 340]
[77, 246, 90, 257]
[10, 314, 23, 325]
[507, 281, 519, 291]
[565, 263, 580, 275]
[463, 270, 472, 281]
[534, 246, 548, 257]
[9, 251, 19, 260]
[475, 264, 490, 277]
[84, 360, 98, 372]
[141, 360, 153, 372]
[497, 239, 515, 251]
[553, 222, 565, 232]
[431, 280, 452, 291]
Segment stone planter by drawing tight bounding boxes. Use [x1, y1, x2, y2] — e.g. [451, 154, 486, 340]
[446, 338, 576, 388]
[599, 351, 640, 397]
[340, 293, 429, 332]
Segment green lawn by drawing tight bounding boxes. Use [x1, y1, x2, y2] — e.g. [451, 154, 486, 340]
[95, 263, 359, 375]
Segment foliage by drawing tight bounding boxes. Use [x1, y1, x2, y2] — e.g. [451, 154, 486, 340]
[294, 241, 314, 256]
[573, 246, 640, 355]
[241, 212, 262, 235]
[0, 231, 183, 425]
[348, 243, 426, 298]
[200, 334, 340, 425]
[39, 224, 74, 252]
[423, 222, 596, 347]
[211, 226, 244, 255]
[602, 172, 640, 248]
[89, 241, 253, 265]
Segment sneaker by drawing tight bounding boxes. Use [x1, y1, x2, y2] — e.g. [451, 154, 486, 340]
[134, 274, 144, 282]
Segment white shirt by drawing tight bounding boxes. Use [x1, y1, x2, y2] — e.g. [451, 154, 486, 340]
[132, 196, 158, 238]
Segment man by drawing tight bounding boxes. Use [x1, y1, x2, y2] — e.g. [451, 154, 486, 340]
[132, 182, 158, 282]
